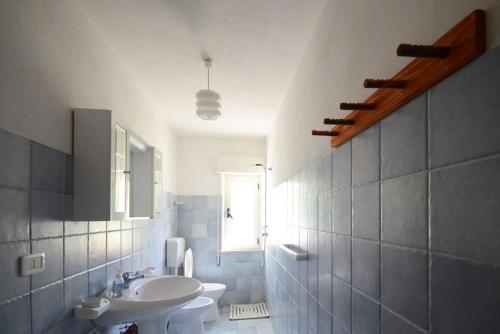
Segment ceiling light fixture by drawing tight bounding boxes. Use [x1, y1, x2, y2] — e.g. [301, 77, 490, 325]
[196, 58, 221, 121]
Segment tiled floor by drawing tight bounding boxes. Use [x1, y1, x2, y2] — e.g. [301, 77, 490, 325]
[204, 306, 274, 334]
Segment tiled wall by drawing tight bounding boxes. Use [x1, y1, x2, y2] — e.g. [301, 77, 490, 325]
[265, 45, 500, 334]
[0, 129, 177, 334]
[177, 195, 265, 305]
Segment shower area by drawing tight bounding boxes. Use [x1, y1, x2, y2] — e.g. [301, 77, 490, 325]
[175, 138, 268, 307]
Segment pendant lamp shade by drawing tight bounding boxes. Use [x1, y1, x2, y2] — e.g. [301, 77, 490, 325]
[196, 58, 221, 120]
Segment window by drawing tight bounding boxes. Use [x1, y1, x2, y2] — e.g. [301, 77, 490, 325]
[221, 174, 262, 251]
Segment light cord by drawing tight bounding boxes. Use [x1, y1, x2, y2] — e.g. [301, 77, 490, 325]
[207, 66, 210, 90]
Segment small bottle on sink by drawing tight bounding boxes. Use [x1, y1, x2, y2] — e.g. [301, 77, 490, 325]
[111, 271, 124, 298]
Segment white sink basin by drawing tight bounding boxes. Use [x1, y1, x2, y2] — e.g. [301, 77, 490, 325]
[95, 275, 203, 333]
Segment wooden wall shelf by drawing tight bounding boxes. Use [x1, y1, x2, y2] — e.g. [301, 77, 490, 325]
[314, 10, 486, 147]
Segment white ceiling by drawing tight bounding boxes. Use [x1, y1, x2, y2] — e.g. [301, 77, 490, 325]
[76, 0, 326, 138]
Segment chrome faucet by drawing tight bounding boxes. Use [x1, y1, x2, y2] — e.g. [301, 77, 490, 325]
[122, 272, 145, 289]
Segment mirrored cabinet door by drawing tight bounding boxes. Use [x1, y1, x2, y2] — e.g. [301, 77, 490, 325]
[154, 150, 162, 214]
[113, 123, 128, 214]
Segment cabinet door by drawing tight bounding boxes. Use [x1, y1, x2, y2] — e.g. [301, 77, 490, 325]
[153, 150, 162, 214]
[113, 124, 128, 214]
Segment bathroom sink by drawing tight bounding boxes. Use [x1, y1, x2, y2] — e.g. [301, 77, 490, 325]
[95, 275, 203, 333]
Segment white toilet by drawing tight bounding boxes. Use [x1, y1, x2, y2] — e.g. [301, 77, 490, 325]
[166, 238, 226, 323]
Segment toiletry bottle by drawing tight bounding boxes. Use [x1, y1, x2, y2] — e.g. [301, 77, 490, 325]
[111, 271, 124, 298]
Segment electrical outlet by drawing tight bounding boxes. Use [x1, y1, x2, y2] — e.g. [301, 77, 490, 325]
[20, 253, 45, 276]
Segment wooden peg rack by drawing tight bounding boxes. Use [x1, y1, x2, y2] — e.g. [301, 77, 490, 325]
[314, 9, 486, 147]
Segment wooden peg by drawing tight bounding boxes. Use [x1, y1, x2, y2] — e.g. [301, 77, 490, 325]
[397, 44, 450, 58]
[340, 102, 375, 111]
[363, 79, 407, 89]
[323, 118, 355, 125]
[312, 130, 339, 137]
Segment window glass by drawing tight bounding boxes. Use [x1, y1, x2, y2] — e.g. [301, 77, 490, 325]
[222, 174, 262, 251]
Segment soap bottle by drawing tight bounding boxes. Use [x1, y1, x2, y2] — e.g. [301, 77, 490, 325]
[111, 271, 124, 298]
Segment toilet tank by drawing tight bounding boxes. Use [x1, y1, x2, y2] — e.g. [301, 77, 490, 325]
[166, 237, 185, 268]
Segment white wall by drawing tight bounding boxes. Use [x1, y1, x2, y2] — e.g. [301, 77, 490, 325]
[177, 137, 266, 196]
[267, 0, 500, 187]
[0, 1, 177, 192]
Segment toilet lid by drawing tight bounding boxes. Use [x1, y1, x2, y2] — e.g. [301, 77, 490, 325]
[184, 248, 193, 277]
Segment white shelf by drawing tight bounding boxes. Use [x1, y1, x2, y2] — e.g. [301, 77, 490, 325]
[280, 244, 308, 261]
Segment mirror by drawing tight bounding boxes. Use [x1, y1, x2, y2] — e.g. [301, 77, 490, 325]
[129, 133, 162, 218]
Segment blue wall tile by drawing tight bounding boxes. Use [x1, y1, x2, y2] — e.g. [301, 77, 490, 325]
[64, 219, 86, 235]
[89, 221, 106, 233]
[31, 238, 63, 289]
[381, 172, 427, 249]
[352, 239, 380, 301]
[30, 190, 63, 239]
[352, 290, 380, 334]
[88, 232, 106, 268]
[32, 282, 64, 334]
[352, 182, 380, 241]
[352, 123, 380, 185]
[307, 293, 318, 333]
[318, 268, 331, 313]
[429, 46, 500, 168]
[332, 189, 351, 235]
[317, 193, 331, 232]
[317, 231, 331, 272]
[106, 231, 121, 262]
[331, 276, 351, 333]
[307, 196, 318, 229]
[431, 156, 500, 264]
[332, 234, 351, 283]
[0, 187, 29, 242]
[0, 242, 30, 302]
[64, 235, 88, 277]
[121, 229, 133, 257]
[332, 142, 351, 191]
[431, 254, 500, 334]
[64, 273, 88, 317]
[381, 94, 427, 179]
[0, 295, 31, 334]
[318, 305, 332, 334]
[88, 266, 107, 297]
[381, 245, 428, 329]
[382, 308, 427, 334]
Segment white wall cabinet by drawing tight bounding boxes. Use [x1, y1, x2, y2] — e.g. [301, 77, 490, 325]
[73, 109, 162, 221]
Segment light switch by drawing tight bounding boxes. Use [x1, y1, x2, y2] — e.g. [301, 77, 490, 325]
[20, 253, 45, 276]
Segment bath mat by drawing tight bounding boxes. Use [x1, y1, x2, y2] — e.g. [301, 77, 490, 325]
[229, 302, 270, 320]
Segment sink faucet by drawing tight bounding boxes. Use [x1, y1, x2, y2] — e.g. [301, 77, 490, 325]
[122, 272, 145, 289]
